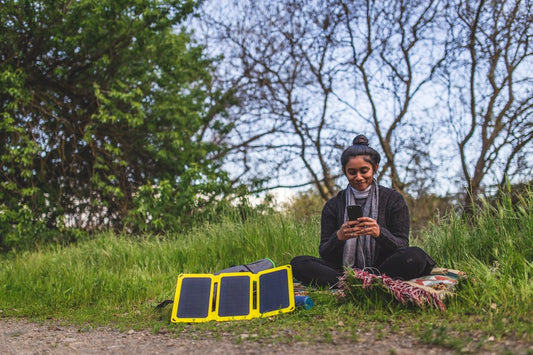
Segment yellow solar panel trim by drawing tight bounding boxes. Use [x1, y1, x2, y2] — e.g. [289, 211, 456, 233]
[257, 266, 295, 317]
[170, 273, 215, 323]
[170, 265, 295, 323]
[213, 273, 255, 321]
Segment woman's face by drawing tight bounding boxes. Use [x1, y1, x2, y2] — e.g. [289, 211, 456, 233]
[343, 155, 376, 191]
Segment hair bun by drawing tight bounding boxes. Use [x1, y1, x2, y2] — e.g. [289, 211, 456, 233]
[352, 134, 369, 146]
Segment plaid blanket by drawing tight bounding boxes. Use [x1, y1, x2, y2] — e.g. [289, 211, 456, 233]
[294, 268, 466, 311]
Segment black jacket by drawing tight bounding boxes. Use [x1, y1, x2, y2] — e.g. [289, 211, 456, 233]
[319, 185, 410, 268]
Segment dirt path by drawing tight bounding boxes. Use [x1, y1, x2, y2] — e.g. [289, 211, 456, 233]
[0, 319, 529, 354]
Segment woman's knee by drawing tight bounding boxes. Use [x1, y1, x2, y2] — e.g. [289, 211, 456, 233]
[289, 255, 342, 287]
[290, 255, 317, 276]
[291, 255, 309, 269]
[378, 247, 435, 280]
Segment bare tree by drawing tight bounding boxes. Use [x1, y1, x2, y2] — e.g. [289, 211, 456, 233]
[195, 0, 349, 199]
[194, 0, 448, 199]
[334, 0, 446, 195]
[191, 0, 532, 205]
[442, 0, 533, 207]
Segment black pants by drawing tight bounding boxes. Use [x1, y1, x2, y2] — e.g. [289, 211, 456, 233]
[290, 247, 435, 287]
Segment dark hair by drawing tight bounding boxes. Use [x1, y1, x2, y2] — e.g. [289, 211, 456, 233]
[340, 135, 381, 170]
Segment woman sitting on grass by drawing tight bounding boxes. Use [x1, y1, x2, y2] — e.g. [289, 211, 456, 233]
[291, 134, 435, 287]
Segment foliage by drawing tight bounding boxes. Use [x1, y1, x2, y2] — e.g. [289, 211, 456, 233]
[282, 188, 325, 220]
[125, 181, 265, 234]
[0, 202, 88, 252]
[0, 0, 235, 249]
[404, 192, 457, 235]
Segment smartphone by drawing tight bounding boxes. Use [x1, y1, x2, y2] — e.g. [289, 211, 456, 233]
[347, 205, 363, 221]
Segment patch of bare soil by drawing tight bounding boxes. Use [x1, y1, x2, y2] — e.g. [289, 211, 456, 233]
[0, 319, 530, 354]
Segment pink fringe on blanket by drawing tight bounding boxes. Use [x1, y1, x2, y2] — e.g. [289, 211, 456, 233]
[336, 269, 447, 311]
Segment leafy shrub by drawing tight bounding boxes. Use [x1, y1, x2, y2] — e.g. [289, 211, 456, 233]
[0, 202, 87, 252]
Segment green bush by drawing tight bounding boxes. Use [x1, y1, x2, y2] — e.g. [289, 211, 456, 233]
[283, 188, 326, 220]
[1, 0, 233, 238]
[0, 201, 86, 252]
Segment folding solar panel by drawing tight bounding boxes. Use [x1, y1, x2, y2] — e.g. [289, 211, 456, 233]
[258, 267, 292, 316]
[171, 274, 215, 323]
[215, 273, 255, 321]
[170, 265, 295, 323]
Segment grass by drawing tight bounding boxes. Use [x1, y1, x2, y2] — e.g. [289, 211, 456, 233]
[0, 190, 532, 353]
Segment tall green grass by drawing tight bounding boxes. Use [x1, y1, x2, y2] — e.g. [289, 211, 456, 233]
[0, 189, 531, 349]
[420, 189, 533, 314]
[0, 212, 319, 320]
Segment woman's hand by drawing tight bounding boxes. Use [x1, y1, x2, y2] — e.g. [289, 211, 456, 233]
[336, 217, 380, 240]
[354, 217, 380, 238]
